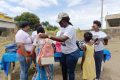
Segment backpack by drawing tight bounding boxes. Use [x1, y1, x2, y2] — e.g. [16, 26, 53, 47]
[37, 39, 54, 66]
[5, 43, 17, 53]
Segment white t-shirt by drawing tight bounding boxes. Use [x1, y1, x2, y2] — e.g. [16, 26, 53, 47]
[55, 28, 64, 44]
[33, 35, 52, 54]
[15, 29, 33, 52]
[33, 35, 46, 49]
[31, 31, 37, 41]
[56, 28, 65, 36]
[61, 25, 78, 54]
[91, 31, 107, 51]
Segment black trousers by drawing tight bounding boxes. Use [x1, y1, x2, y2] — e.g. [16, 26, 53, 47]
[94, 50, 104, 79]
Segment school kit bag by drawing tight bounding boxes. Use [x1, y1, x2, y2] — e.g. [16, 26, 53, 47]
[37, 39, 54, 66]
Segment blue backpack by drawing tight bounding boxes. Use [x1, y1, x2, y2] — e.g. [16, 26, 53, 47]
[5, 43, 17, 53]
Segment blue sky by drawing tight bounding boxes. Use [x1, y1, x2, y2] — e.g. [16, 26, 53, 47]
[0, 0, 120, 30]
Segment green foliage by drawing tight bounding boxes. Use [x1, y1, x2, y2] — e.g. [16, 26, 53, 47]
[46, 25, 58, 31]
[42, 21, 58, 31]
[14, 12, 40, 30]
[0, 28, 8, 37]
[41, 21, 49, 27]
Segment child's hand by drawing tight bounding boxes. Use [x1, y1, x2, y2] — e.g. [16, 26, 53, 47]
[103, 38, 108, 45]
[94, 39, 100, 45]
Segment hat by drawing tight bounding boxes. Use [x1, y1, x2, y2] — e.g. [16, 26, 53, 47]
[56, 12, 69, 23]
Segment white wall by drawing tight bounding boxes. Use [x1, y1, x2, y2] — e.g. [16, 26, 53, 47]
[0, 21, 16, 28]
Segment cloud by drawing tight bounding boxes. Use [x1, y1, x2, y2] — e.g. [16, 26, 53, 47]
[47, 0, 58, 5]
[0, 0, 59, 16]
[62, 5, 101, 29]
[38, 1, 104, 30]
[104, 0, 120, 15]
[63, 0, 120, 30]
[39, 7, 101, 30]
[67, 0, 83, 7]
[19, 0, 58, 10]
[0, 0, 120, 30]
[0, 0, 31, 16]
[7, 0, 20, 3]
[39, 13, 58, 26]
[9, 7, 31, 16]
[0, 1, 11, 9]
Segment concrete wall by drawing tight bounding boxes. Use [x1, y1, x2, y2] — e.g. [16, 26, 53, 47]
[104, 28, 120, 37]
[105, 14, 120, 29]
[0, 20, 16, 28]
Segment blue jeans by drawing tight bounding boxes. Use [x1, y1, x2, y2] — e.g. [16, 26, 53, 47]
[94, 50, 104, 79]
[60, 49, 80, 80]
[17, 53, 31, 80]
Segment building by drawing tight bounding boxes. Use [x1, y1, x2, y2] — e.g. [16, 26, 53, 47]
[105, 13, 120, 29]
[0, 12, 16, 28]
[0, 12, 16, 36]
[105, 13, 120, 37]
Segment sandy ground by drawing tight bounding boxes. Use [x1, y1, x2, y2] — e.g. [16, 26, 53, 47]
[0, 38, 120, 80]
[101, 38, 120, 80]
[54, 38, 120, 80]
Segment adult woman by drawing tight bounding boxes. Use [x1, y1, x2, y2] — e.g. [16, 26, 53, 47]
[15, 21, 32, 80]
[39, 12, 80, 80]
[91, 20, 109, 80]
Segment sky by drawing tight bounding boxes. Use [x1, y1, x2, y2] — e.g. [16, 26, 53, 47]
[0, 0, 120, 30]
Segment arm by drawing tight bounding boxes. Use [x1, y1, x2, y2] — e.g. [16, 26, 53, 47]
[49, 36, 69, 42]
[94, 36, 109, 45]
[31, 38, 37, 54]
[103, 37, 108, 45]
[31, 45, 36, 55]
[31, 45, 36, 63]
[101, 32, 110, 45]
[38, 33, 69, 42]
[17, 43, 30, 57]
[96, 36, 110, 45]
[39, 27, 74, 42]
[81, 45, 86, 70]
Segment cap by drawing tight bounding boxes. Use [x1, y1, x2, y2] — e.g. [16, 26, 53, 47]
[56, 12, 69, 23]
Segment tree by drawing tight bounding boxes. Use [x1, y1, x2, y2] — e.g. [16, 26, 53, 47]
[14, 12, 40, 30]
[41, 21, 49, 27]
[41, 21, 58, 31]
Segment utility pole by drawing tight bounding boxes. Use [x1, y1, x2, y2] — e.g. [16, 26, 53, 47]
[101, 0, 104, 28]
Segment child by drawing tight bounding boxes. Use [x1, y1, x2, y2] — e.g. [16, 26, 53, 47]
[81, 32, 96, 80]
[31, 26, 53, 80]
